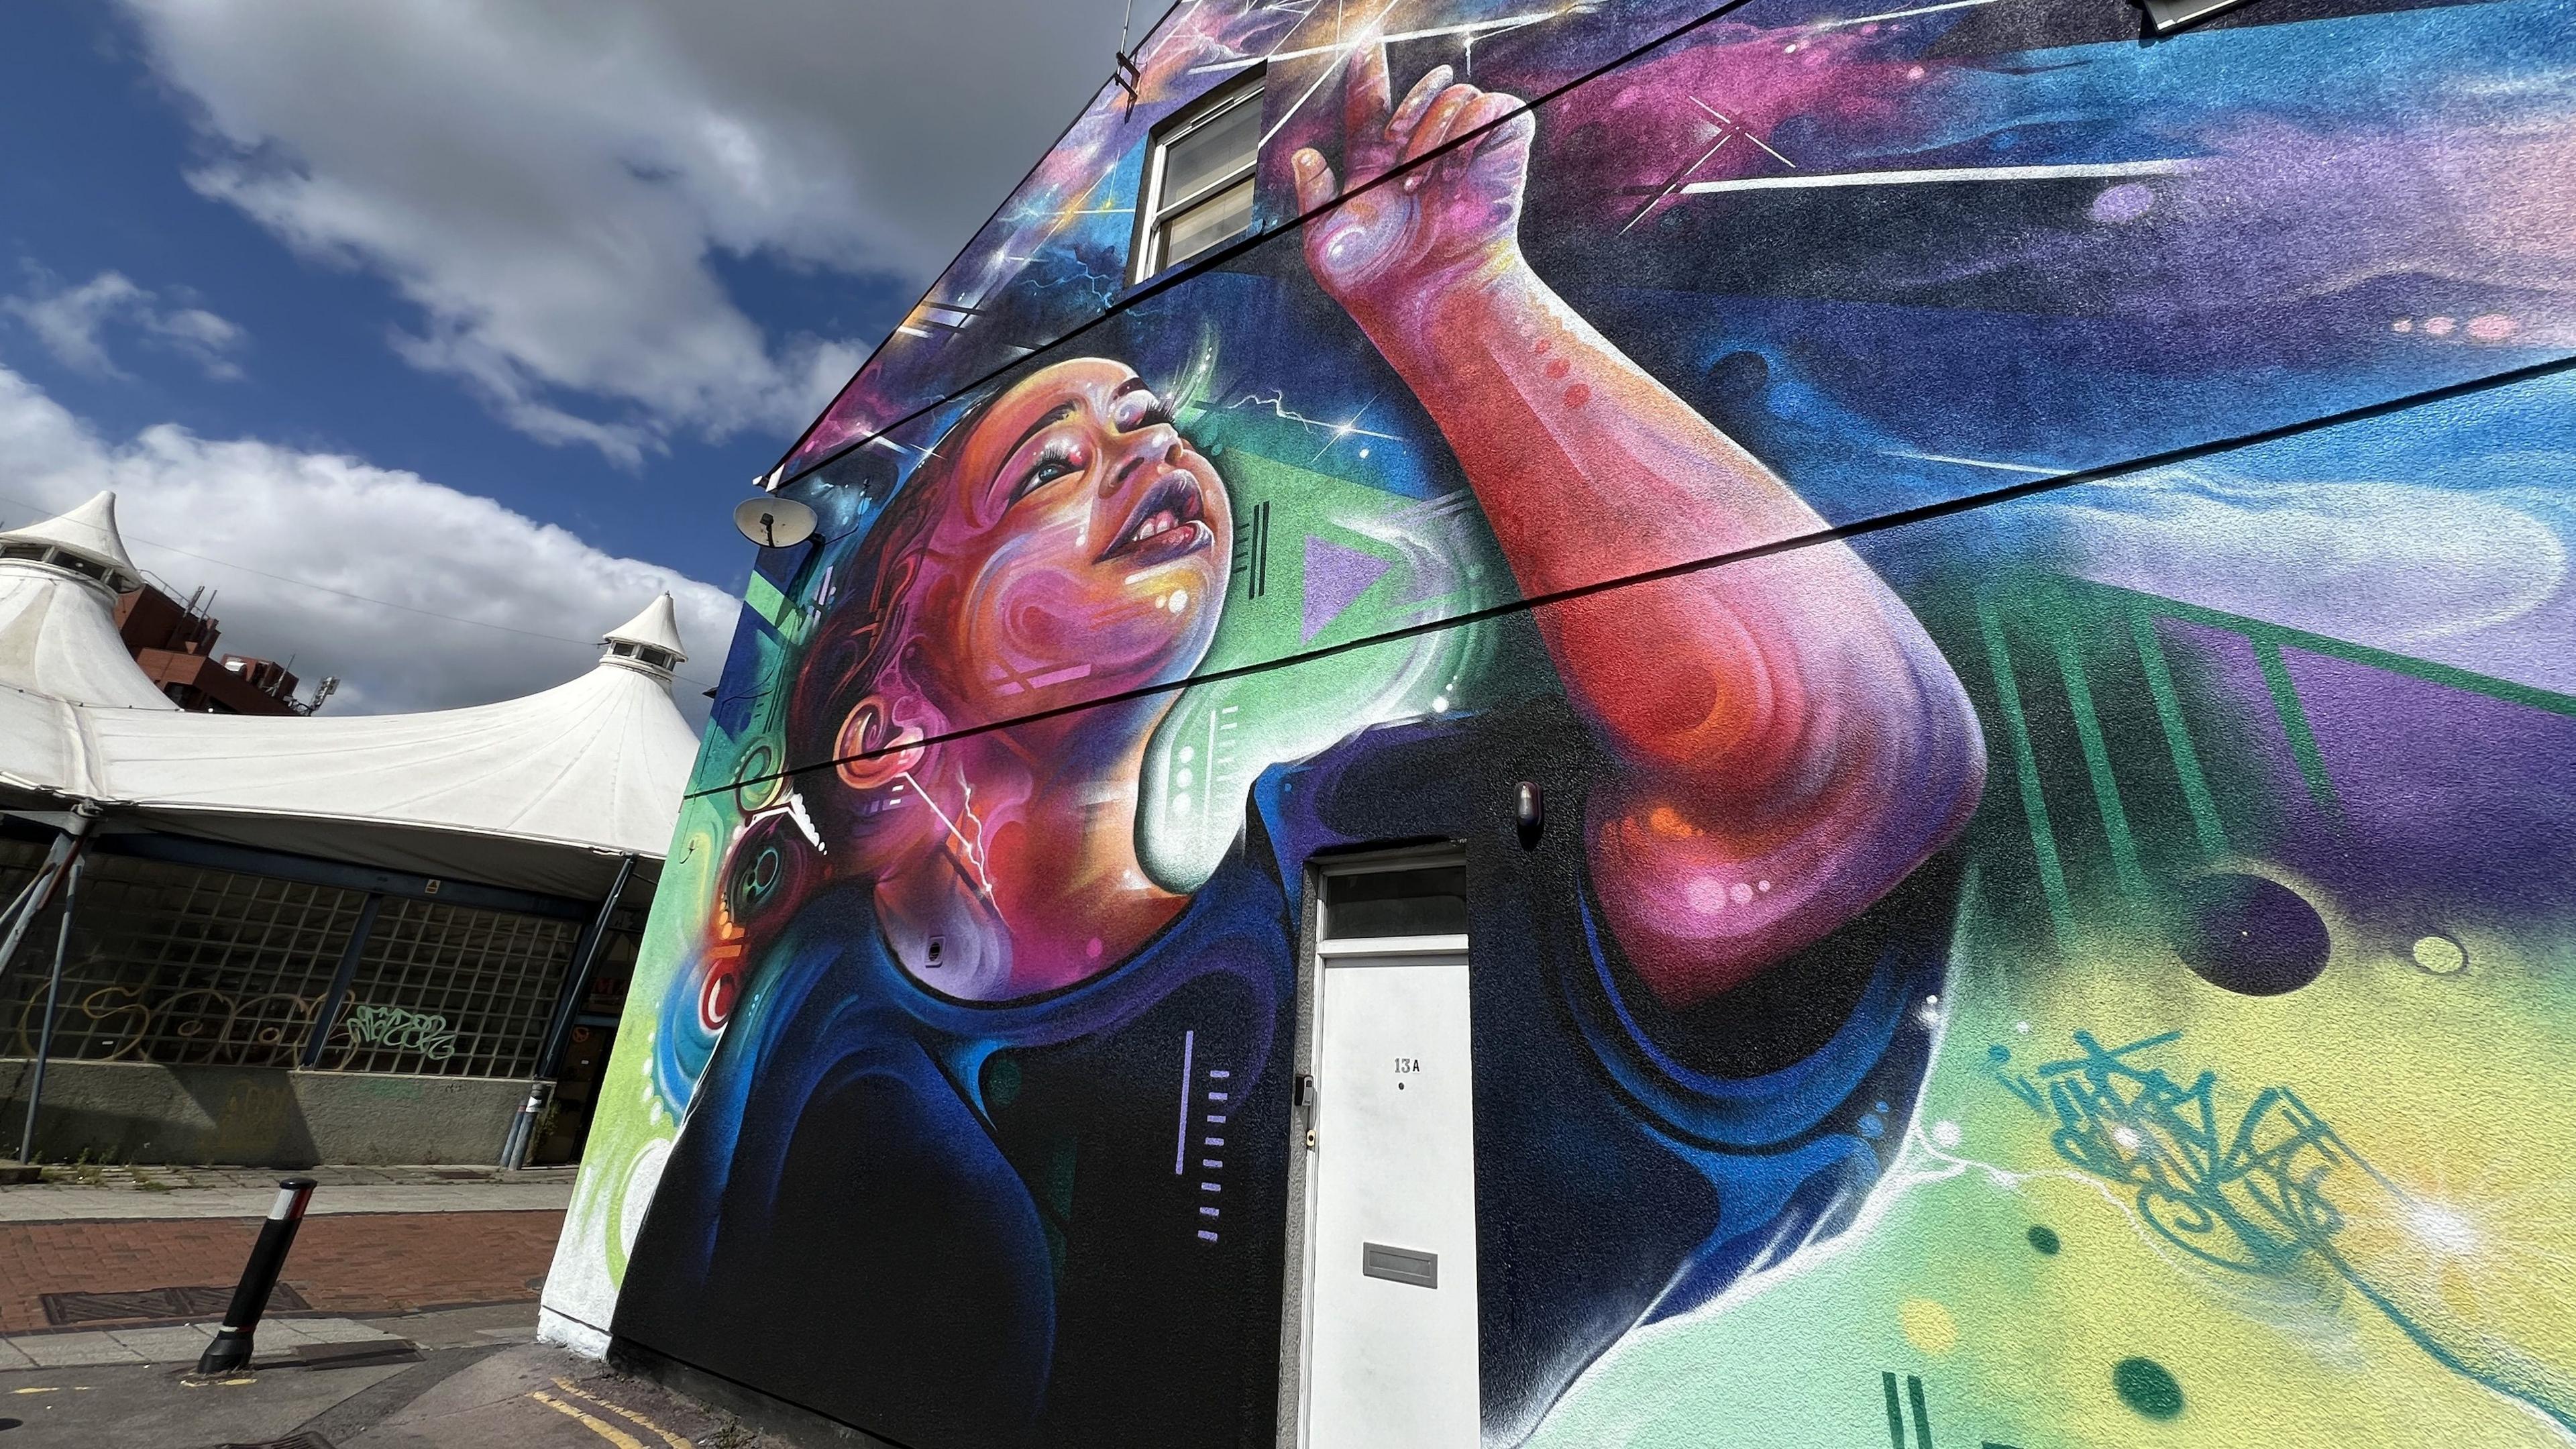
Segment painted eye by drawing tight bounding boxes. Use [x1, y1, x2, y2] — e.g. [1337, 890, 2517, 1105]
[1012, 448, 1083, 501]
[1121, 396, 1173, 431]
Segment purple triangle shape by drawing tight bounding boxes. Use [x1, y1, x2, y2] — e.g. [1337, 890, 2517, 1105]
[1302, 535, 1395, 643]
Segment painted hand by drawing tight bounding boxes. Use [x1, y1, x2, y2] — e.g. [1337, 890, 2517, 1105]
[1291, 42, 1535, 334]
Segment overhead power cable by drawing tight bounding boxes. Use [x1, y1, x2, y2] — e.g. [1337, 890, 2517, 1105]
[694, 348, 2576, 801]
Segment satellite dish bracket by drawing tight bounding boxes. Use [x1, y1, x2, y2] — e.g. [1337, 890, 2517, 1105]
[731, 495, 819, 551]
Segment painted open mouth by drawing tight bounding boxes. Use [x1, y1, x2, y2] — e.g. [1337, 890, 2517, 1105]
[1099, 470, 1213, 568]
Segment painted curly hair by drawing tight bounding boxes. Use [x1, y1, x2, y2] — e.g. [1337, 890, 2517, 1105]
[777, 395, 997, 857]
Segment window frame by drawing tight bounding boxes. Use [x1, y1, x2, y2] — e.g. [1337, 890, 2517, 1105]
[1130, 68, 1266, 286]
[1312, 845, 1470, 957]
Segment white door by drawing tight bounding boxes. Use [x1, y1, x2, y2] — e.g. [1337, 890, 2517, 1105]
[1303, 949, 1479, 1448]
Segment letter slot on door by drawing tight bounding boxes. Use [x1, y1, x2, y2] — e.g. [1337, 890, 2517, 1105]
[1361, 1242, 1438, 1289]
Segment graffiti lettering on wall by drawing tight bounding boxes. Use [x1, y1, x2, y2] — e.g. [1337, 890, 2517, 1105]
[339, 1005, 458, 1063]
[1993, 1030, 2576, 1432]
[7, 984, 462, 1071]
[11, 985, 321, 1068]
[1992, 1029, 2357, 1278]
[542, 1, 2576, 1446]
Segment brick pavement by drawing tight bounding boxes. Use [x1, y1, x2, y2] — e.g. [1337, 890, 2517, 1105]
[0, 1208, 564, 1334]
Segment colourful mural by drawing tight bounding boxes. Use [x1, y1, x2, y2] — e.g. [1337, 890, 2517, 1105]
[544, 0, 2576, 1445]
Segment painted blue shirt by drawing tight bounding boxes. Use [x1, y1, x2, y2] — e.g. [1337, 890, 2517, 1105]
[616, 700, 1951, 1448]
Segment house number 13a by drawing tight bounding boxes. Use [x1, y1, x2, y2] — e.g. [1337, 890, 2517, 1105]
[1393, 1057, 1421, 1073]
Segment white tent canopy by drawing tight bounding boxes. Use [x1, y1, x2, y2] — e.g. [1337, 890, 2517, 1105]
[0, 492, 702, 900]
[2, 490, 144, 591]
[604, 593, 688, 661]
[0, 492, 177, 712]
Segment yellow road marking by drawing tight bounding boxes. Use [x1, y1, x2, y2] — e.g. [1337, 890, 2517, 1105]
[9, 1387, 57, 1394]
[551, 1377, 694, 1449]
[529, 1389, 647, 1449]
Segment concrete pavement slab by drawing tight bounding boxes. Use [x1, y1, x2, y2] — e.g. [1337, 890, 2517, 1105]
[103, 1323, 215, 1360]
[15, 1331, 144, 1367]
[303, 1316, 404, 1343]
[0, 1180, 574, 1222]
[5, 1317, 402, 1367]
[366, 1301, 539, 1350]
[255, 1316, 319, 1344]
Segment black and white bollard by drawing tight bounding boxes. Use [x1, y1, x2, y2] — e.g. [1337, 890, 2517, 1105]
[194, 1177, 317, 1375]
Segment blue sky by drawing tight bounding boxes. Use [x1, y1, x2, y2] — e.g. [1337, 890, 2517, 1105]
[0, 0, 1132, 714]
[0, 5, 857, 583]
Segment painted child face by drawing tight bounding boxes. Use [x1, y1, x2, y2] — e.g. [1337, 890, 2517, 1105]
[910, 359, 1232, 729]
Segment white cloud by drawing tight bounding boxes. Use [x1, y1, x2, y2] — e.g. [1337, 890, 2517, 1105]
[4, 272, 141, 376]
[115, 0, 1129, 463]
[4, 268, 249, 381]
[0, 360, 733, 721]
[150, 306, 249, 378]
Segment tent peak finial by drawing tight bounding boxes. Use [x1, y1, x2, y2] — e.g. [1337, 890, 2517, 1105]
[600, 592, 687, 680]
[0, 490, 142, 593]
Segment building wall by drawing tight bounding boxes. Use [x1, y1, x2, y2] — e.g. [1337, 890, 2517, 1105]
[114, 580, 309, 714]
[0, 1059, 527, 1166]
[547, 1, 2576, 1446]
[1, 835, 627, 1168]
[0, 839, 589, 1080]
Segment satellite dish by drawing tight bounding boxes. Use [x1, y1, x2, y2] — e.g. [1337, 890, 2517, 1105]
[733, 496, 818, 549]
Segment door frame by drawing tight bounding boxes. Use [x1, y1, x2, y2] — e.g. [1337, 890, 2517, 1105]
[1276, 844, 1472, 1449]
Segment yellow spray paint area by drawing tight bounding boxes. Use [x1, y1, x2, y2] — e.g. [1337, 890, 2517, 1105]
[1531, 890, 2576, 1448]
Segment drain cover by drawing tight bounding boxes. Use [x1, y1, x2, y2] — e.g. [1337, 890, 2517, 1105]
[41, 1283, 309, 1326]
